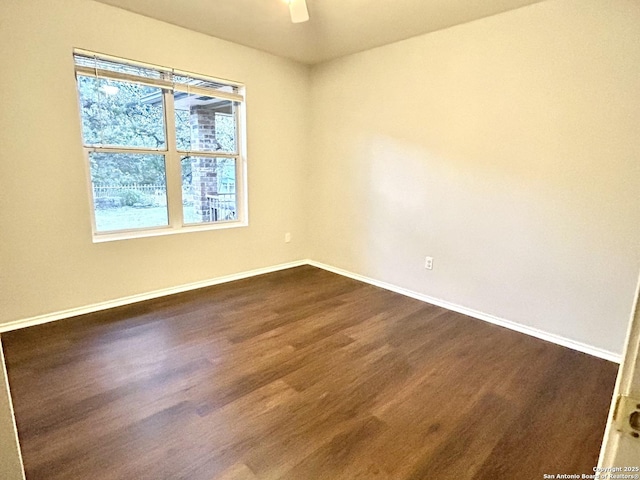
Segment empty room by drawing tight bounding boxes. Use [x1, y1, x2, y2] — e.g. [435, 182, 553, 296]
[1, 0, 639, 479]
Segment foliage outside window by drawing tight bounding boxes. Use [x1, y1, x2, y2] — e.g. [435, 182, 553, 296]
[74, 50, 245, 239]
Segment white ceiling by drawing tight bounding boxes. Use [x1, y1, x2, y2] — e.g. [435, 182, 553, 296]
[93, 0, 546, 64]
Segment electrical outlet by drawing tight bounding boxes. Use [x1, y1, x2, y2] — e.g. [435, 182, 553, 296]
[425, 256, 433, 270]
[285, 232, 291, 243]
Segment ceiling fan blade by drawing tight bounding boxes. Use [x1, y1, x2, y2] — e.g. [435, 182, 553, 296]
[288, 0, 309, 23]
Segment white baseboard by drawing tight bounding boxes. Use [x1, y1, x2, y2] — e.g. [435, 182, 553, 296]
[0, 258, 622, 363]
[307, 260, 622, 363]
[0, 260, 308, 334]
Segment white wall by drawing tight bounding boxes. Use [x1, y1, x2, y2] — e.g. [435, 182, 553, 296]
[309, 0, 640, 355]
[0, 0, 310, 323]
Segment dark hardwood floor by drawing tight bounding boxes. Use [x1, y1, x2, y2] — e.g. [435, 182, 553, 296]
[2, 266, 618, 480]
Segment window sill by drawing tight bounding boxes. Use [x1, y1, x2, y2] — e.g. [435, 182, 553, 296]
[92, 220, 248, 243]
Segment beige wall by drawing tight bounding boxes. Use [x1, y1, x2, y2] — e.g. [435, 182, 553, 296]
[0, 0, 310, 323]
[308, 0, 640, 355]
[0, 340, 25, 480]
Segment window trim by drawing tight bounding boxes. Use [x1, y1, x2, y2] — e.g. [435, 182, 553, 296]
[74, 49, 248, 242]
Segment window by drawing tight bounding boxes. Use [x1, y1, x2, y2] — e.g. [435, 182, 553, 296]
[73, 50, 246, 240]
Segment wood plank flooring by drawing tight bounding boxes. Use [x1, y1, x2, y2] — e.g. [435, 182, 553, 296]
[2, 266, 618, 480]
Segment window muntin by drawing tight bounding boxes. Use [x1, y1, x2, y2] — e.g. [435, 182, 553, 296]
[74, 51, 245, 238]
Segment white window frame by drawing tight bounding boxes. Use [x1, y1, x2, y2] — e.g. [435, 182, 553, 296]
[73, 49, 248, 242]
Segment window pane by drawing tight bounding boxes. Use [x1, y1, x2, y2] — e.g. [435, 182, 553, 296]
[77, 75, 166, 149]
[181, 156, 237, 224]
[89, 153, 168, 232]
[175, 93, 237, 153]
